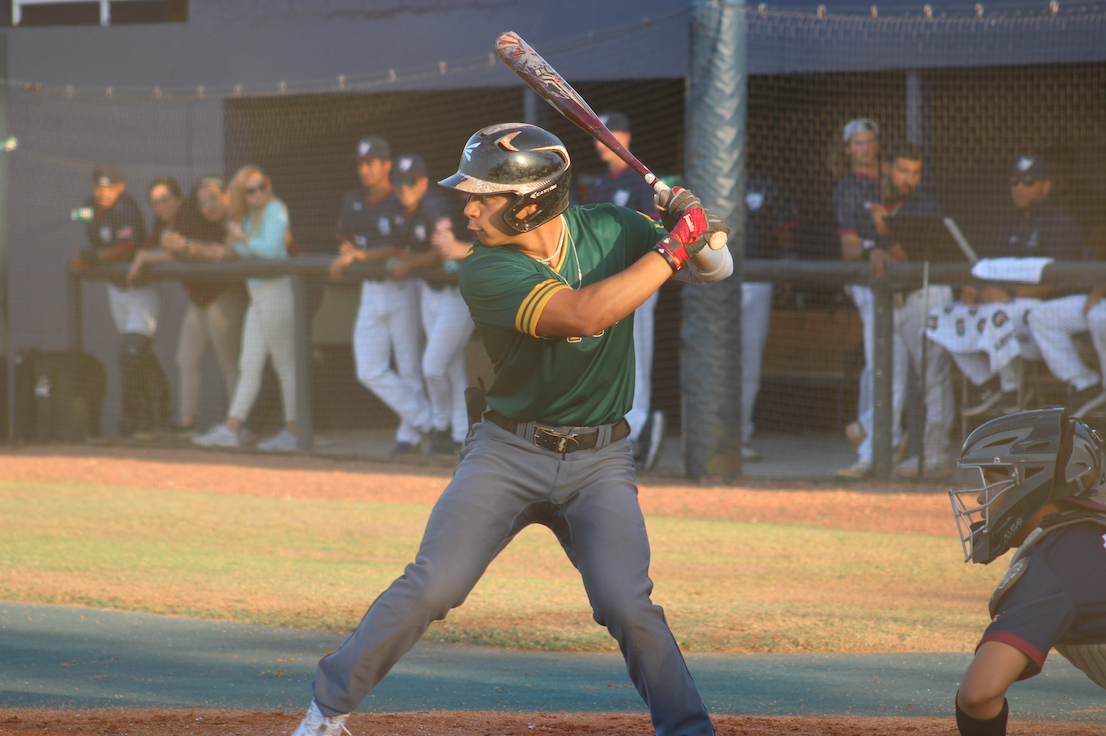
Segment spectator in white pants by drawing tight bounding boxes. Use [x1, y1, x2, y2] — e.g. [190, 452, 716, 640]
[194, 166, 297, 452]
[739, 173, 801, 460]
[128, 176, 247, 432]
[585, 112, 666, 468]
[1028, 289, 1106, 417]
[330, 137, 431, 454]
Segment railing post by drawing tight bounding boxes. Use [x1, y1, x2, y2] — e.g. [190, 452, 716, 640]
[290, 271, 313, 451]
[871, 281, 894, 480]
[66, 269, 83, 351]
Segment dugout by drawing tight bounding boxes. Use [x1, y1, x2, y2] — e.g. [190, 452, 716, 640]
[3, 0, 1106, 462]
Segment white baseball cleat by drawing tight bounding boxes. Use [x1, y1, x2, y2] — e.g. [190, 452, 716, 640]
[291, 701, 351, 736]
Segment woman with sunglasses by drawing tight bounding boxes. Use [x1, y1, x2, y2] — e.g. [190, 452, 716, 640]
[131, 176, 248, 433]
[193, 166, 298, 452]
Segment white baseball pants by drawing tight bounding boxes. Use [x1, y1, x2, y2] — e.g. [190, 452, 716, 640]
[1027, 294, 1106, 392]
[740, 282, 774, 443]
[108, 284, 160, 337]
[353, 279, 430, 445]
[419, 282, 475, 444]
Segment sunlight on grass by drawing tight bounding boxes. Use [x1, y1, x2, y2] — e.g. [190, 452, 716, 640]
[0, 481, 1002, 653]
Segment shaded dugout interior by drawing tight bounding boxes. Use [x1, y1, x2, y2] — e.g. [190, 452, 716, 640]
[220, 62, 1106, 435]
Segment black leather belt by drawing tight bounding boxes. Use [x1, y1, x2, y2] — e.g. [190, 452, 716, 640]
[485, 409, 630, 454]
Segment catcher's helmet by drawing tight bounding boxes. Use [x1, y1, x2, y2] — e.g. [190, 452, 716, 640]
[439, 123, 571, 232]
[950, 408, 1104, 564]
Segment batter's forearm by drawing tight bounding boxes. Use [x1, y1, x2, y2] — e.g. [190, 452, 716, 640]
[535, 253, 671, 337]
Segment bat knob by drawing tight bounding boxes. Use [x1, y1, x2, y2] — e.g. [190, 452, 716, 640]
[707, 231, 728, 251]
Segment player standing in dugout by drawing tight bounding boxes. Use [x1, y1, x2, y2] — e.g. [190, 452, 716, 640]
[292, 122, 733, 736]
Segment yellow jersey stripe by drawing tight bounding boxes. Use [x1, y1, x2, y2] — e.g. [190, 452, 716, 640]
[525, 282, 569, 337]
[515, 279, 568, 336]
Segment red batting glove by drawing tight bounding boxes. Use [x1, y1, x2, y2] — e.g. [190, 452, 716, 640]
[654, 207, 709, 272]
[655, 186, 703, 232]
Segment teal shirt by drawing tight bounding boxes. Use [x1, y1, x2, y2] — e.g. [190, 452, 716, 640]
[460, 204, 665, 426]
[233, 199, 288, 288]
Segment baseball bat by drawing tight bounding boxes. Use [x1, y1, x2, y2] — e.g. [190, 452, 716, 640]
[493, 31, 727, 250]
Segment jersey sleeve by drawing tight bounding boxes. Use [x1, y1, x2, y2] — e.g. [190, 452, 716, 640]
[460, 249, 571, 338]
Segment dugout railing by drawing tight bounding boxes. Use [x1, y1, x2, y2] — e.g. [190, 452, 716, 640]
[68, 259, 1102, 479]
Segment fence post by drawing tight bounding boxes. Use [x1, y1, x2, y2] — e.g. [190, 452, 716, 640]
[871, 282, 894, 479]
[290, 272, 313, 451]
[66, 270, 83, 352]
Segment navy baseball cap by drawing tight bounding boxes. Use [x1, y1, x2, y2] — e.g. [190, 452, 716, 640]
[393, 153, 427, 179]
[354, 136, 391, 161]
[92, 162, 125, 186]
[1011, 155, 1049, 180]
[599, 112, 631, 134]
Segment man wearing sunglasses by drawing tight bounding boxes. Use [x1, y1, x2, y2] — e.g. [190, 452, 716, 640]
[957, 155, 1085, 417]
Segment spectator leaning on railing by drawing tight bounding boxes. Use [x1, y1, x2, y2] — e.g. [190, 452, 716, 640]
[193, 165, 298, 452]
[128, 175, 247, 433]
[69, 162, 165, 439]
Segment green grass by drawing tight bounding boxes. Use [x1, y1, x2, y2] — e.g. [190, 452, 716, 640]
[0, 480, 1003, 654]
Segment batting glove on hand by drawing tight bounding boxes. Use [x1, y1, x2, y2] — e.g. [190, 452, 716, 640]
[654, 207, 709, 273]
[656, 186, 702, 232]
[702, 207, 731, 250]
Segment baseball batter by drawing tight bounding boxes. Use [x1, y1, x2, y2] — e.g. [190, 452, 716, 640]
[950, 408, 1106, 735]
[329, 136, 431, 454]
[292, 123, 733, 736]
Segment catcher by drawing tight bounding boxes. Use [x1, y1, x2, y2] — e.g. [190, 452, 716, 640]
[949, 407, 1106, 735]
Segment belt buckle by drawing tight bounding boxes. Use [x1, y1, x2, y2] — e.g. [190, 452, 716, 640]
[535, 426, 579, 453]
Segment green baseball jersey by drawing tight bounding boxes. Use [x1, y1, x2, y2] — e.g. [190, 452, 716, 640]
[460, 203, 666, 426]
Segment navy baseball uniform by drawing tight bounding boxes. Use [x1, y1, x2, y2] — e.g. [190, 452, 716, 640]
[341, 186, 431, 448]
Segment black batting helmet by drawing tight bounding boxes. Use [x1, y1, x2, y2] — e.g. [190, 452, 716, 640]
[950, 408, 1104, 564]
[439, 123, 571, 232]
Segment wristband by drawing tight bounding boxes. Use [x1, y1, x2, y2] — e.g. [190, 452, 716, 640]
[654, 235, 688, 273]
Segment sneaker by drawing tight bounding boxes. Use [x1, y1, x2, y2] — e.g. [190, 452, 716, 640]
[741, 445, 762, 462]
[291, 700, 351, 736]
[845, 420, 865, 449]
[257, 429, 297, 452]
[391, 441, 419, 455]
[643, 410, 666, 470]
[192, 424, 240, 448]
[961, 383, 1011, 417]
[1066, 385, 1106, 419]
[835, 460, 871, 480]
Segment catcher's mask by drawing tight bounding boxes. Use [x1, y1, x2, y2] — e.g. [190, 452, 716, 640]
[439, 123, 571, 233]
[950, 408, 1104, 564]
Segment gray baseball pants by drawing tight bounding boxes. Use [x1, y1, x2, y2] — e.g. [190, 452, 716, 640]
[313, 419, 714, 736]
